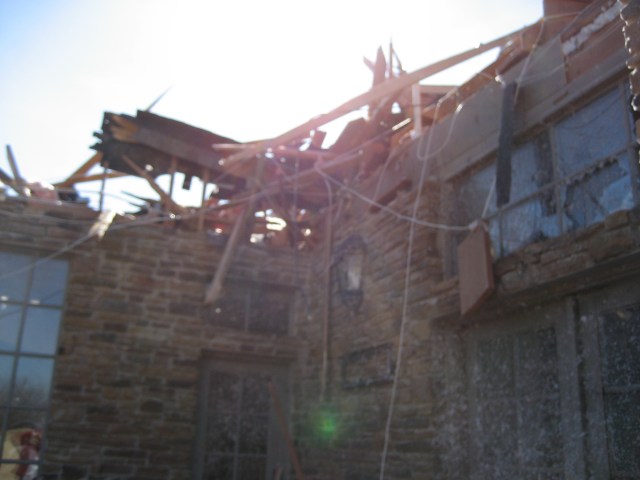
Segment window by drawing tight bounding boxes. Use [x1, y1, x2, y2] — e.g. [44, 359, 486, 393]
[209, 281, 293, 335]
[194, 359, 290, 480]
[465, 300, 585, 479]
[468, 325, 563, 478]
[0, 252, 68, 479]
[598, 304, 640, 478]
[453, 82, 638, 260]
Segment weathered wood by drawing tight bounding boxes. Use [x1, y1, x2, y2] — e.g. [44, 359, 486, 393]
[55, 171, 127, 186]
[268, 381, 306, 480]
[198, 168, 210, 232]
[219, 28, 523, 168]
[5, 145, 29, 197]
[57, 152, 104, 188]
[121, 155, 186, 214]
[204, 161, 265, 305]
[496, 82, 517, 207]
[0, 166, 24, 196]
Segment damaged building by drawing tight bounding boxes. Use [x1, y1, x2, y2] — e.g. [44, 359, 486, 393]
[1, 0, 640, 478]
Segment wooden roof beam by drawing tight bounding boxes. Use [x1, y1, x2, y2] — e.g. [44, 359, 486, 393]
[218, 26, 526, 169]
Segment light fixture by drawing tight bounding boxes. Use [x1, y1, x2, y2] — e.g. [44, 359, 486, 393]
[335, 234, 367, 313]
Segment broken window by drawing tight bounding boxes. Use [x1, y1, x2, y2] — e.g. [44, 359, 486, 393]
[452, 81, 638, 260]
[0, 252, 68, 479]
[466, 307, 568, 479]
[209, 281, 293, 335]
[195, 360, 290, 480]
[599, 304, 640, 478]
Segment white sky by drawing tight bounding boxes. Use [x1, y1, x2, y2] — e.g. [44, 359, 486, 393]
[0, 0, 542, 211]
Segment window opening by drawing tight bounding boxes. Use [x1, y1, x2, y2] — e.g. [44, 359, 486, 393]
[0, 252, 68, 479]
[598, 304, 640, 478]
[196, 360, 290, 480]
[452, 81, 638, 260]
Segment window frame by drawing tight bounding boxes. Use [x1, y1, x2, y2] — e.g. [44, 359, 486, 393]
[450, 80, 638, 266]
[0, 250, 69, 477]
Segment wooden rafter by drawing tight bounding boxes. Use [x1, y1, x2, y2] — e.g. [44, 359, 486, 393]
[121, 155, 186, 214]
[56, 152, 104, 188]
[218, 27, 525, 170]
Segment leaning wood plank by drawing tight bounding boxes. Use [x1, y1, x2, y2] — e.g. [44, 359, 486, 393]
[121, 155, 186, 214]
[203, 204, 248, 304]
[57, 152, 104, 188]
[0, 166, 24, 196]
[220, 28, 523, 168]
[204, 161, 265, 305]
[268, 381, 306, 480]
[54, 171, 127, 187]
[88, 210, 116, 240]
[5, 145, 29, 197]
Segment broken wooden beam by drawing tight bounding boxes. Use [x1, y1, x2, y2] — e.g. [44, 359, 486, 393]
[56, 152, 104, 188]
[55, 170, 127, 187]
[218, 27, 524, 169]
[121, 155, 186, 214]
[204, 161, 265, 305]
[5, 145, 29, 197]
[268, 381, 306, 480]
[0, 166, 24, 197]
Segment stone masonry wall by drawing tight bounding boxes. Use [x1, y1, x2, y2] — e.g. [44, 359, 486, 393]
[0, 199, 311, 480]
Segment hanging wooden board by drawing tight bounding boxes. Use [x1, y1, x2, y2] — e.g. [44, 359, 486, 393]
[458, 224, 495, 316]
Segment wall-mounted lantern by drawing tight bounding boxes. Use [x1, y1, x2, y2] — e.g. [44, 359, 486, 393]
[334, 234, 367, 313]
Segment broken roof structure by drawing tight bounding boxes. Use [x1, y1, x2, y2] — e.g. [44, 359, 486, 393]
[2, 0, 640, 478]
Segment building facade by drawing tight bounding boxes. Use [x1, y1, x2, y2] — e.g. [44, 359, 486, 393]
[1, 0, 640, 479]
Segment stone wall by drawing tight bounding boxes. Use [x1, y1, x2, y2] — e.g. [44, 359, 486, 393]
[292, 166, 640, 479]
[0, 200, 311, 480]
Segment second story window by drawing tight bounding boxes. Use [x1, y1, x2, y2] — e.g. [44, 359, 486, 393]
[453, 81, 638, 261]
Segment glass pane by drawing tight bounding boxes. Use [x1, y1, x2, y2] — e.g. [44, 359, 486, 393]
[475, 336, 514, 399]
[515, 327, 559, 396]
[476, 398, 518, 471]
[209, 284, 248, 330]
[0, 252, 30, 303]
[0, 355, 14, 405]
[605, 391, 640, 477]
[562, 156, 633, 232]
[13, 357, 54, 408]
[242, 374, 270, 413]
[600, 305, 640, 388]
[510, 133, 553, 204]
[206, 414, 237, 453]
[501, 193, 559, 256]
[204, 455, 234, 480]
[19, 308, 61, 355]
[236, 456, 266, 480]
[455, 162, 497, 225]
[208, 371, 240, 413]
[30, 258, 68, 306]
[555, 87, 630, 178]
[518, 395, 563, 470]
[248, 288, 290, 335]
[238, 415, 268, 454]
[0, 304, 22, 352]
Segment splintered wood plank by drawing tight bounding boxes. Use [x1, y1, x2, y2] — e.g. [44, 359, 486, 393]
[204, 161, 265, 305]
[458, 224, 495, 316]
[121, 154, 186, 214]
[268, 381, 306, 480]
[56, 152, 104, 188]
[5, 145, 29, 197]
[55, 171, 127, 186]
[219, 28, 521, 169]
[0, 166, 24, 196]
